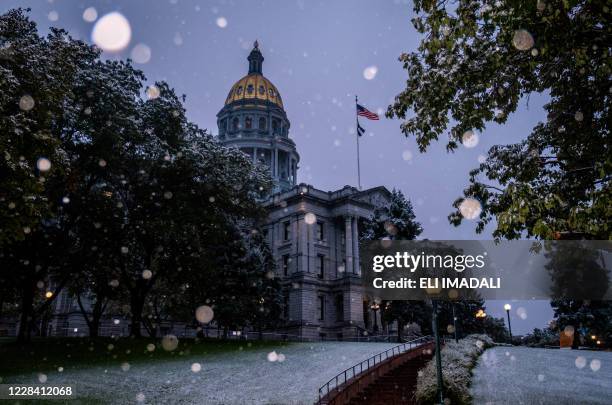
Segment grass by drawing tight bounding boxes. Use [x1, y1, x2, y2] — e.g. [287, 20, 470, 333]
[470, 346, 612, 404]
[0, 336, 286, 379]
[0, 338, 397, 404]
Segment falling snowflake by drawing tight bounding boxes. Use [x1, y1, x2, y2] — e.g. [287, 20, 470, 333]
[191, 362, 202, 373]
[216, 17, 228, 28]
[37, 157, 51, 172]
[304, 212, 317, 225]
[363, 66, 378, 80]
[83, 7, 98, 23]
[19, 95, 35, 111]
[267, 351, 278, 362]
[92, 12, 132, 52]
[462, 130, 479, 148]
[459, 198, 482, 220]
[195, 305, 214, 323]
[131, 44, 152, 64]
[512, 29, 534, 51]
[161, 335, 179, 351]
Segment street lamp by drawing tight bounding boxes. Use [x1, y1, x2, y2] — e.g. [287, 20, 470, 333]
[370, 302, 380, 333]
[504, 304, 513, 344]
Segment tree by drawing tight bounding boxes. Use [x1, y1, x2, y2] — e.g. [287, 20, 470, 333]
[361, 189, 429, 337]
[0, 8, 277, 341]
[387, 0, 610, 240]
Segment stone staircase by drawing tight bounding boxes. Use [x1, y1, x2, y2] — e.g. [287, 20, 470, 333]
[346, 355, 430, 405]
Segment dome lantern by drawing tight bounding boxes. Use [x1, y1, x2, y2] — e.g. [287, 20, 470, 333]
[248, 40, 264, 74]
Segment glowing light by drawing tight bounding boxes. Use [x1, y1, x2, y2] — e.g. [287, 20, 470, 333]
[363, 66, 378, 80]
[83, 7, 98, 23]
[216, 17, 228, 28]
[37, 157, 51, 172]
[45, 291, 53, 299]
[92, 12, 132, 52]
[459, 198, 482, 220]
[142, 270, 152, 280]
[504, 303, 511, 311]
[146, 85, 160, 100]
[195, 305, 214, 323]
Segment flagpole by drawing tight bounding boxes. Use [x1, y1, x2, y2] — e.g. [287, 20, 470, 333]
[355, 95, 361, 190]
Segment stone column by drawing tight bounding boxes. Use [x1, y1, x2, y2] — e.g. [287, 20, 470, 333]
[300, 215, 308, 273]
[274, 147, 279, 177]
[345, 216, 353, 274]
[352, 217, 360, 275]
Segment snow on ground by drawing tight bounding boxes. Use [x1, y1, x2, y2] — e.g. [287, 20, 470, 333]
[6, 342, 397, 404]
[470, 346, 612, 404]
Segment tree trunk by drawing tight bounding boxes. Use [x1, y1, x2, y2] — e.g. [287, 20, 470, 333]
[17, 285, 34, 343]
[130, 295, 145, 338]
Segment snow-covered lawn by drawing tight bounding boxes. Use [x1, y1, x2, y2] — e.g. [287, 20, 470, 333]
[6, 341, 396, 404]
[471, 347, 612, 404]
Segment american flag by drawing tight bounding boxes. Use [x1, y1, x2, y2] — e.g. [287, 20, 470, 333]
[357, 104, 379, 120]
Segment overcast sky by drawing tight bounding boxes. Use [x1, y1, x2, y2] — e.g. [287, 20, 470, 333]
[3, 0, 554, 333]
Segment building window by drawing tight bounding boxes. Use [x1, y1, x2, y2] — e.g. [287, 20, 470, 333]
[317, 295, 325, 321]
[232, 117, 239, 131]
[272, 119, 279, 135]
[236, 86, 243, 95]
[282, 254, 290, 276]
[247, 84, 254, 94]
[316, 255, 325, 279]
[259, 117, 266, 130]
[245, 116, 252, 129]
[283, 221, 291, 241]
[316, 222, 324, 241]
[259, 85, 265, 95]
[335, 294, 344, 322]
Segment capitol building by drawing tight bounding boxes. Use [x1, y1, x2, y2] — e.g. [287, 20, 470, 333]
[1, 42, 392, 341]
[217, 42, 392, 340]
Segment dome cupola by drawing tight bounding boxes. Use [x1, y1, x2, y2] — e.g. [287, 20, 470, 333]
[217, 41, 299, 194]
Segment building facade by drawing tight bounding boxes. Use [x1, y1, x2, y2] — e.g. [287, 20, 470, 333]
[218, 42, 390, 339]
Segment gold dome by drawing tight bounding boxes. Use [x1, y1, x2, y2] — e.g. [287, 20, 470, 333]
[225, 73, 284, 109]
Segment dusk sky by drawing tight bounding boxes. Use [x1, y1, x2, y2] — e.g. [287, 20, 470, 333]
[3, 0, 553, 333]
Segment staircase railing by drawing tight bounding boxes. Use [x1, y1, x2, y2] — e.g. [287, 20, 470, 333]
[317, 335, 433, 402]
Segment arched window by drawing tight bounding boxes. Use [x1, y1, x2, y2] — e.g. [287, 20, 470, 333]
[259, 117, 266, 130]
[232, 117, 239, 131]
[247, 84, 254, 95]
[272, 119, 279, 135]
[245, 116, 252, 129]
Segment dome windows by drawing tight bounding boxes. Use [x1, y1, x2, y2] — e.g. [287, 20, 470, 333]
[259, 85, 265, 95]
[236, 86, 244, 95]
[245, 116, 253, 129]
[247, 84, 254, 95]
[259, 117, 267, 130]
[232, 117, 240, 131]
[268, 88, 275, 97]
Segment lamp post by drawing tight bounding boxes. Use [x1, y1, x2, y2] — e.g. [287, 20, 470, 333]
[452, 303, 459, 343]
[370, 302, 380, 333]
[504, 304, 513, 344]
[432, 300, 444, 405]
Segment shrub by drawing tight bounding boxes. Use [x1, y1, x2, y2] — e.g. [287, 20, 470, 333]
[415, 334, 493, 405]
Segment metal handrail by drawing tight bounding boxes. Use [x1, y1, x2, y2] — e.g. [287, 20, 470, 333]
[317, 335, 433, 402]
